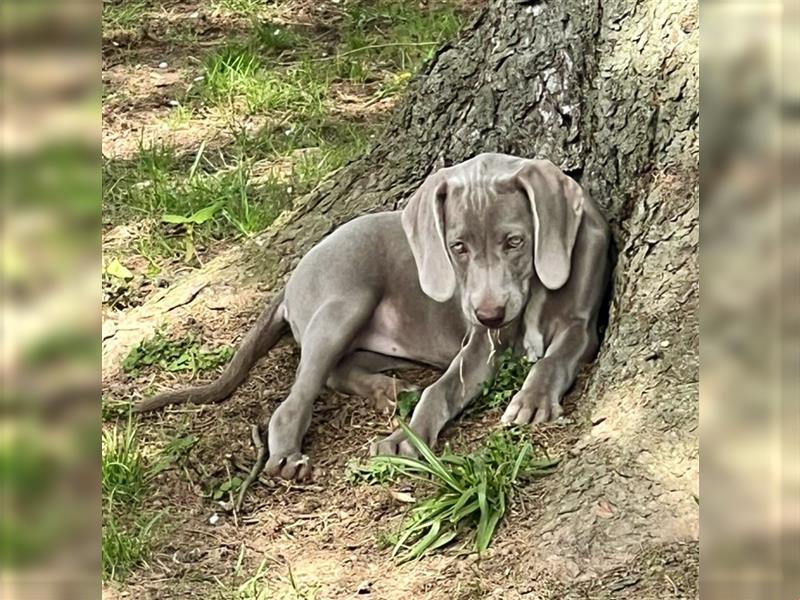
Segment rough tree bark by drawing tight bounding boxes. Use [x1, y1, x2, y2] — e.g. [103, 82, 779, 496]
[104, 0, 698, 594]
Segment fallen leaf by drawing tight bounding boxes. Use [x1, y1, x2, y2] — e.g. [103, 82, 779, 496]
[105, 257, 133, 280]
[389, 490, 416, 504]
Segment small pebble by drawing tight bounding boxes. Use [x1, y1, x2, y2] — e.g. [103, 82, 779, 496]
[660, 340, 671, 348]
[357, 580, 372, 594]
[168, 100, 180, 107]
[158, 61, 168, 69]
[209, 513, 220, 525]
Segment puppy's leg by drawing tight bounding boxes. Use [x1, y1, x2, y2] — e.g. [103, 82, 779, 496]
[501, 322, 599, 425]
[371, 328, 500, 457]
[266, 296, 376, 480]
[327, 351, 420, 413]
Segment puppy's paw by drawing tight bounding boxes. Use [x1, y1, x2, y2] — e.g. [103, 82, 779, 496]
[369, 433, 417, 457]
[265, 452, 312, 481]
[501, 388, 563, 425]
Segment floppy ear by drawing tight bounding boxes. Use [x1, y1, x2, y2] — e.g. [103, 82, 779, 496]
[401, 171, 455, 302]
[516, 160, 585, 290]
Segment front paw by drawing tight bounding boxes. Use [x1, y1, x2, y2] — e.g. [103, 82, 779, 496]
[265, 452, 312, 480]
[369, 427, 436, 458]
[501, 387, 563, 425]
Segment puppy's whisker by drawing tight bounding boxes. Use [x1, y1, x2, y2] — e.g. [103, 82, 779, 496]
[459, 355, 466, 398]
[487, 327, 497, 365]
[459, 330, 469, 397]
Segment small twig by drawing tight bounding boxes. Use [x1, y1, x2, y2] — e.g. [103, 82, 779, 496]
[665, 573, 679, 595]
[234, 424, 268, 513]
[224, 461, 239, 528]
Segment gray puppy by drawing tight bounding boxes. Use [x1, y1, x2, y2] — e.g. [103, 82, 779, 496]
[137, 153, 610, 480]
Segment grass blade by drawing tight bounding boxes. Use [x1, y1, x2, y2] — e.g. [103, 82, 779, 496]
[397, 420, 463, 492]
[511, 442, 530, 481]
[450, 499, 479, 523]
[450, 486, 476, 518]
[400, 520, 443, 562]
[476, 507, 503, 552]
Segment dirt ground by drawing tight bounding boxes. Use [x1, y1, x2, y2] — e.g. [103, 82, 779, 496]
[102, 1, 698, 598]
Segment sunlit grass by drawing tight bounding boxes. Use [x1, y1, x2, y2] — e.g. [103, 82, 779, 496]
[102, 415, 159, 580]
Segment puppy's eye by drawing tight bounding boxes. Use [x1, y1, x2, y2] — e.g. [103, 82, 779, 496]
[506, 235, 524, 249]
[450, 242, 468, 256]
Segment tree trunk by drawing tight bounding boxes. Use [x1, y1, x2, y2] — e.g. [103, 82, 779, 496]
[104, 0, 698, 593]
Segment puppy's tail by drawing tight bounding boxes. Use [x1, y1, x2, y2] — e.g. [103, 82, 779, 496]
[135, 289, 288, 413]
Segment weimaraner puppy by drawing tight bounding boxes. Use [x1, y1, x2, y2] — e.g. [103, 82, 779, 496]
[137, 153, 610, 480]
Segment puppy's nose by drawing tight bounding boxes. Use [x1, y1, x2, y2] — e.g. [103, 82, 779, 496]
[475, 305, 506, 329]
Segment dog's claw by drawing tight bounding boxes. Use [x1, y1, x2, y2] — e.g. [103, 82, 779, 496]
[370, 428, 434, 458]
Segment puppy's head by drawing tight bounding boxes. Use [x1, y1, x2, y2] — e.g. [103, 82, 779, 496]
[402, 153, 584, 329]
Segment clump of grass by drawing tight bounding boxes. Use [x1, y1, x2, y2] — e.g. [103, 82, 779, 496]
[346, 456, 405, 486]
[102, 416, 148, 505]
[231, 557, 271, 600]
[122, 330, 233, 376]
[369, 423, 558, 561]
[470, 349, 532, 413]
[200, 45, 262, 102]
[244, 66, 329, 117]
[211, 0, 264, 17]
[197, 47, 328, 118]
[104, 142, 293, 261]
[165, 104, 192, 129]
[252, 22, 307, 53]
[102, 0, 149, 37]
[396, 390, 421, 420]
[339, 0, 463, 74]
[102, 415, 158, 580]
[102, 513, 159, 581]
[151, 433, 198, 475]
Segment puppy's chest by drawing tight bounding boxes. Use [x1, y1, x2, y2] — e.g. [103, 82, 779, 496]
[521, 289, 548, 363]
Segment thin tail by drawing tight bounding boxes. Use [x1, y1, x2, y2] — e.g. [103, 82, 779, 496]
[135, 289, 288, 412]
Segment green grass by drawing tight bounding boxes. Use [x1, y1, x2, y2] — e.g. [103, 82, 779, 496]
[122, 330, 233, 376]
[252, 22, 308, 53]
[102, 512, 159, 581]
[339, 0, 463, 76]
[102, 416, 148, 505]
[211, 0, 265, 17]
[364, 424, 558, 562]
[102, 415, 158, 580]
[102, 0, 149, 36]
[102, 0, 464, 270]
[102, 122, 372, 263]
[103, 142, 293, 261]
[470, 349, 533, 413]
[198, 47, 328, 117]
[165, 104, 193, 129]
[346, 456, 405, 486]
[231, 558, 271, 600]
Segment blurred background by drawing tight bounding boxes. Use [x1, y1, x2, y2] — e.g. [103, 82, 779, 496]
[0, 0, 797, 598]
[701, 0, 799, 599]
[1, 1, 100, 599]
